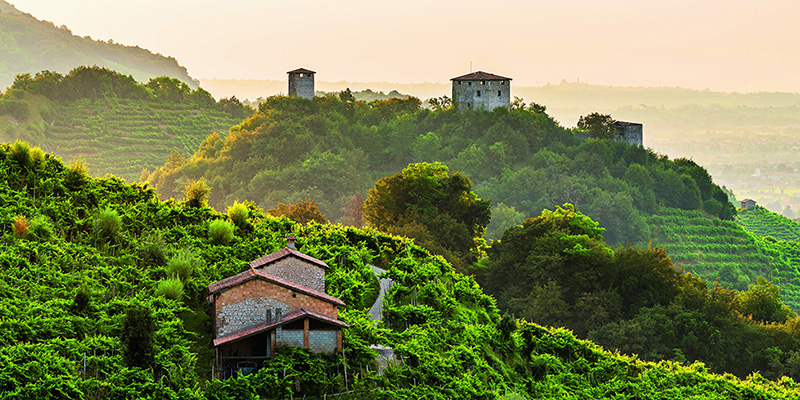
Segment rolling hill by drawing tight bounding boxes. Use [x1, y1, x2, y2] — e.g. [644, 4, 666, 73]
[0, 0, 196, 90]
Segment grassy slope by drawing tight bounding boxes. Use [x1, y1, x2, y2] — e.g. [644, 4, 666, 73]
[0, 92, 240, 181]
[2, 145, 799, 398]
[646, 208, 800, 309]
[0, 0, 196, 89]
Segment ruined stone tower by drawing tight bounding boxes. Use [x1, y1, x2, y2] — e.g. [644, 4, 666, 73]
[451, 71, 511, 112]
[287, 68, 315, 99]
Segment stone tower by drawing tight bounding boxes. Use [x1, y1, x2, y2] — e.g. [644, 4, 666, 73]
[451, 71, 512, 112]
[287, 68, 315, 99]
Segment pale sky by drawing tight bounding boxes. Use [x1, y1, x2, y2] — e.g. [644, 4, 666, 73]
[9, 0, 800, 92]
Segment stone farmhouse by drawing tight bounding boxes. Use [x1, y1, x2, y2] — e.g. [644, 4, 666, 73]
[208, 235, 347, 378]
[741, 198, 757, 209]
[450, 71, 512, 112]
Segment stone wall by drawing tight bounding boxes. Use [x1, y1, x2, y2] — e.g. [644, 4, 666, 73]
[288, 73, 314, 99]
[280, 329, 305, 348]
[214, 279, 339, 337]
[258, 257, 325, 292]
[614, 122, 643, 146]
[308, 331, 338, 353]
[452, 79, 510, 112]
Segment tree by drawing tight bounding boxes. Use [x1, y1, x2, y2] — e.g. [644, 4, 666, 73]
[577, 112, 616, 139]
[363, 162, 490, 269]
[268, 198, 327, 224]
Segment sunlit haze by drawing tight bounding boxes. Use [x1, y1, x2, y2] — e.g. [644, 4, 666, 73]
[8, 0, 800, 92]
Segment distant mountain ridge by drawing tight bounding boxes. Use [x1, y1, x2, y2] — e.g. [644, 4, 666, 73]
[0, 0, 197, 90]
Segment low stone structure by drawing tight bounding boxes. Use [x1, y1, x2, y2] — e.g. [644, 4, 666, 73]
[451, 71, 511, 112]
[741, 199, 757, 209]
[208, 236, 347, 378]
[288, 68, 315, 99]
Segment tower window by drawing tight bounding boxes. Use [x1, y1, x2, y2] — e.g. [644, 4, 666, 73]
[468, 82, 472, 86]
[501, 81, 505, 85]
[477, 90, 481, 97]
[497, 90, 501, 96]
[481, 81, 485, 85]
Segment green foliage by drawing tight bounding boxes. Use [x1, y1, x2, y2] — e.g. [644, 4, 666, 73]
[11, 214, 28, 238]
[155, 277, 185, 300]
[183, 178, 210, 208]
[138, 231, 168, 266]
[577, 112, 616, 139]
[121, 304, 156, 369]
[1, 144, 799, 398]
[208, 219, 234, 245]
[167, 248, 200, 281]
[226, 200, 250, 230]
[737, 206, 800, 242]
[736, 278, 793, 323]
[95, 207, 122, 242]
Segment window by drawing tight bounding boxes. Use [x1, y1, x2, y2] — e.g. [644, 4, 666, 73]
[481, 81, 485, 85]
[458, 81, 462, 85]
[477, 90, 481, 97]
[501, 81, 505, 85]
[468, 82, 472, 86]
[497, 90, 501, 97]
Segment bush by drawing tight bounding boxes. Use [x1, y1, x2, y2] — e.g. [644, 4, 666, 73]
[12, 215, 29, 238]
[227, 201, 250, 230]
[8, 140, 32, 169]
[64, 158, 89, 189]
[167, 248, 200, 281]
[155, 277, 184, 300]
[95, 208, 122, 242]
[28, 215, 54, 241]
[208, 219, 234, 245]
[138, 231, 167, 266]
[183, 178, 210, 208]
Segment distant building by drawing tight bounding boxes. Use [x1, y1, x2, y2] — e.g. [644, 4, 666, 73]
[451, 71, 511, 112]
[614, 121, 643, 146]
[741, 199, 757, 209]
[208, 236, 347, 379]
[287, 68, 315, 99]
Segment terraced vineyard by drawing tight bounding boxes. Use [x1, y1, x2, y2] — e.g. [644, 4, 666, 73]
[737, 205, 800, 242]
[646, 207, 800, 310]
[42, 98, 239, 180]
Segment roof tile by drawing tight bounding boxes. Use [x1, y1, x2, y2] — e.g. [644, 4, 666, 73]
[451, 71, 512, 81]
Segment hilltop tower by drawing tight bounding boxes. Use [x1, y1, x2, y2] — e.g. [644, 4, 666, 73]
[287, 68, 315, 99]
[451, 71, 511, 112]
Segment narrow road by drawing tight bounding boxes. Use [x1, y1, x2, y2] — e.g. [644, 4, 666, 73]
[367, 265, 393, 321]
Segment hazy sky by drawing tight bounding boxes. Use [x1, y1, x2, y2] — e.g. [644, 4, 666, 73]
[9, 0, 800, 92]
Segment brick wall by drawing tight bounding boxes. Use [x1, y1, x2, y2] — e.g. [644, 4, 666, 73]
[258, 257, 325, 292]
[214, 278, 339, 337]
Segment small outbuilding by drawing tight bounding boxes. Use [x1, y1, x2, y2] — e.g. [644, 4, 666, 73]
[741, 199, 757, 209]
[208, 236, 347, 378]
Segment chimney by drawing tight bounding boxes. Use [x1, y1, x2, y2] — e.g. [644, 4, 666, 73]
[286, 235, 296, 250]
[276, 308, 282, 323]
[266, 308, 273, 324]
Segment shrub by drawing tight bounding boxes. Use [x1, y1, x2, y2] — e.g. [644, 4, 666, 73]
[227, 200, 250, 229]
[28, 215, 54, 241]
[138, 231, 167, 266]
[155, 277, 184, 300]
[64, 158, 89, 189]
[209, 219, 234, 245]
[95, 208, 122, 242]
[183, 178, 210, 208]
[8, 140, 32, 169]
[12, 215, 29, 238]
[167, 248, 200, 281]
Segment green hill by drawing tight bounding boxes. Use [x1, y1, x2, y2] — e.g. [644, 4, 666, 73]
[0, 67, 246, 181]
[645, 208, 800, 309]
[737, 206, 800, 242]
[0, 0, 197, 90]
[2, 143, 800, 398]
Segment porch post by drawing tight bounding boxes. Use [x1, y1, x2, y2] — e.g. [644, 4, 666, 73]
[303, 318, 310, 349]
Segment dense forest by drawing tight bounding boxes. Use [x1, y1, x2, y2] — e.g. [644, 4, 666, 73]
[0, 67, 247, 180]
[145, 93, 735, 248]
[2, 142, 800, 398]
[0, 0, 196, 90]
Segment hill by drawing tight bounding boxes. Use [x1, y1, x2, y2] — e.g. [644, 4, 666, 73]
[2, 143, 800, 398]
[0, 67, 246, 181]
[644, 208, 800, 309]
[0, 0, 196, 90]
[144, 94, 735, 249]
[737, 206, 800, 242]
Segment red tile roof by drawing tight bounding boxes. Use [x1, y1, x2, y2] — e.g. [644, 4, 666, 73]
[213, 307, 348, 347]
[287, 68, 316, 74]
[250, 247, 329, 270]
[207, 269, 346, 307]
[451, 71, 512, 81]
